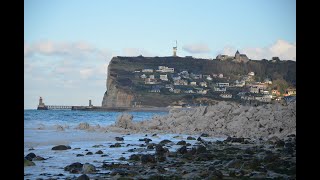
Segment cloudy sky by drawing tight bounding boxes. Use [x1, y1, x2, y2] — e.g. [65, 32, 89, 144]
[24, 0, 296, 109]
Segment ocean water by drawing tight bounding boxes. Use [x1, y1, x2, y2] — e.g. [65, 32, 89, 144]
[24, 110, 224, 179]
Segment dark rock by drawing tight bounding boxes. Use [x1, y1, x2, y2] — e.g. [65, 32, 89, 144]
[110, 143, 122, 148]
[101, 154, 108, 157]
[244, 148, 255, 155]
[32, 156, 45, 161]
[24, 158, 35, 166]
[208, 166, 215, 171]
[141, 154, 156, 164]
[73, 148, 81, 150]
[139, 144, 146, 147]
[95, 150, 103, 154]
[147, 144, 154, 149]
[82, 163, 96, 174]
[86, 152, 93, 155]
[224, 136, 244, 143]
[64, 162, 83, 173]
[200, 133, 209, 137]
[52, 145, 71, 150]
[84, 149, 88, 151]
[226, 159, 242, 168]
[197, 137, 202, 141]
[196, 145, 207, 154]
[177, 140, 187, 145]
[129, 154, 140, 161]
[76, 154, 84, 157]
[159, 139, 172, 145]
[152, 134, 157, 136]
[177, 146, 188, 154]
[287, 134, 296, 137]
[211, 169, 223, 179]
[119, 157, 126, 161]
[155, 144, 168, 155]
[156, 156, 166, 162]
[139, 138, 152, 143]
[115, 137, 124, 141]
[76, 174, 89, 180]
[28, 148, 35, 151]
[216, 140, 223, 145]
[186, 143, 191, 146]
[25, 153, 36, 161]
[187, 136, 196, 140]
[92, 144, 104, 148]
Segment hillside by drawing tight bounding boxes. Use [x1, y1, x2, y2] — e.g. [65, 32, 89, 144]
[101, 56, 296, 108]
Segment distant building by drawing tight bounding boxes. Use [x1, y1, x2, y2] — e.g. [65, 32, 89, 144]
[199, 82, 207, 87]
[286, 88, 296, 96]
[220, 93, 232, 98]
[140, 74, 147, 79]
[149, 75, 155, 79]
[218, 73, 224, 78]
[174, 79, 188, 86]
[190, 81, 197, 86]
[234, 50, 249, 63]
[145, 78, 157, 84]
[272, 89, 280, 96]
[173, 89, 181, 94]
[150, 86, 161, 93]
[248, 72, 255, 76]
[157, 66, 174, 73]
[216, 82, 229, 87]
[216, 54, 232, 61]
[214, 87, 226, 92]
[255, 95, 272, 102]
[160, 74, 168, 81]
[142, 69, 154, 73]
[171, 74, 181, 81]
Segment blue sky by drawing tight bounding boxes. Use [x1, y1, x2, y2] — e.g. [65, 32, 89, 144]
[24, 0, 296, 109]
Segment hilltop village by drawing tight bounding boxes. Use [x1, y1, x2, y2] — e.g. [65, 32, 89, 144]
[102, 44, 296, 108]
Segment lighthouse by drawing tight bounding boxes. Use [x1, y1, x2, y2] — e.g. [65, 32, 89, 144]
[173, 40, 177, 57]
[37, 97, 48, 110]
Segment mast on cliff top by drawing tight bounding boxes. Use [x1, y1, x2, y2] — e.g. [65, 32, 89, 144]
[173, 40, 177, 57]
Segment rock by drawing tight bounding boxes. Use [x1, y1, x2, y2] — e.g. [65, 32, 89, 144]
[28, 148, 35, 151]
[187, 136, 196, 140]
[33, 156, 45, 161]
[197, 137, 202, 141]
[196, 145, 207, 154]
[139, 138, 152, 143]
[156, 156, 166, 162]
[210, 169, 223, 179]
[186, 143, 191, 146]
[25, 153, 36, 161]
[86, 152, 93, 155]
[129, 154, 140, 161]
[64, 162, 83, 173]
[226, 159, 243, 168]
[152, 134, 157, 136]
[177, 140, 187, 145]
[95, 150, 103, 154]
[52, 145, 71, 150]
[266, 136, 280, 145]
[147, 144, 154, 149]
[200, 133, 209, 137]
[159, 139, 172, 145]
[141, 154, 156, 164]
[92, 144, 104, 148]
[275, 140, 285, 148]
[76, 174, 89, 180]
[76, 154, 84, 157]
[177, 146, 188, 154]
[119, 157, 126, 161]
[110, 143, 122, 148]
[155, 144, 168, 155]
[82, 163, 96, 174]
[115, 137, 124, 141]
[24, 158, 35, 166]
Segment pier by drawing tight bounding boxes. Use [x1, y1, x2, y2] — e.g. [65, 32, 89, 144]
[37, 97, 94, 110]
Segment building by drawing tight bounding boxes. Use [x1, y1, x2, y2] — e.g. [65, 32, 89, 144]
[174, 79, 188, 86]
[234, 50, 249, 63]
[199, 82, 207, 87]
[173, 40, 177, 57]
[190, 73, 202, 79]
[157, 66, 174, 73]
[235, 80, 245, 87]
[171, 74, 181, 81]
[255, 95, 272, 102]
[220, 93, 232, 98]
[185, 89, 195, 93]
[248, 72, 255, 76]
[216, 82, 229, 87]
[286, 88, 296, 96]
[145, 78, 157, 84]
[272, 89, 281, 96]
[150, 86, 161, 93]
[142, 69, 154, 73]
[190, 81, 197, 86]
[196, 88, 208, 95]
[214, 87, 226, 92]
[160, 74, 168, 81]
[173, 89, 181, 94]
[140, 74, 147, 79]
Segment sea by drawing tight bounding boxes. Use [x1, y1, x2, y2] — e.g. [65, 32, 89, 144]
[24, 109, 224, 179]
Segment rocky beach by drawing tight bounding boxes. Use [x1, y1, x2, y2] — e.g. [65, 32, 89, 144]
[24, 101, 296, 179]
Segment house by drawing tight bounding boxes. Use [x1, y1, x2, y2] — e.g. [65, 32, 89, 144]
[255, 95, 272, 102]
[165, 84, 174, 89]
[185, 89, 195, 93]
[157, 66, 174, 73]
[241, 95, 255, 101]
[174, 79, 188, 86]
[160, 74, 168, 81]
[150, 86, 161, 93]
[248, 72, 255, 76]
[173, 89, 181, 94]
[214, 87, 226, 92]
[178, 71, 190, 78]
[203, 75, 213, 81]
[140, 74, 147, 79]
[134, 70, 141, 73]
[286, 88, 296, 96]
[271, 57, 280, 63]
[235, 80, 245, 87]
[272, 89, 280, 96]
[234, 50, 249, 63]
[190, 81, 197, 86]
[197, 89, 208, 95]
[171, 74, 181, 81]
[169, 88, 174, 92]
[218, 74, 223, 78]
[264, 78, 272, 85]
[199, 82, 207, 87]
[212, 74, 218, 78]
[220, 93, 232, 98]
[145, 78, 157, 84]
[142, 69, 154, 73]
[261, 90, 270, 95]
[249, 86, 260, 93]
[149, 75, 155, 79]
[190, 73, 202, 79]
[216, 82, 229, 87]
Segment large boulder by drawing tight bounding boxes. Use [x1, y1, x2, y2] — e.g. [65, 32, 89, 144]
[64, 162, 83, 173]
[25, 153, 36, 161]
[82, 163, 96, 174]
[24, 158, 35, 167]
[77, 174, 90, 180]
[52, 145, 71, 150]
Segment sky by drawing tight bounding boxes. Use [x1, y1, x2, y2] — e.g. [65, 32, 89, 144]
[24, 0, 296, 109]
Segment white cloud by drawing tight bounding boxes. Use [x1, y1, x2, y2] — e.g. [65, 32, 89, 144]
[182, 43, 211, 54]
[218, 39, 296, 61]
[80, 68, 94, 79]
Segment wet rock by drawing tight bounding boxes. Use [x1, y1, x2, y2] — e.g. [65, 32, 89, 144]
[86, 152, 93, 155]
[141, 154, 156, 164]
[52, 145, 71, 150]
[82, 163, 96, 174]
[73, 148, 81, 150]
[159, 139, 172, 145]
[187, 136, 196, 140]
[229, 169, 245, 177]
[28, 148, 35, 151]
[129, 154, 140, 161]
[25, 153, 36, 161]
[197, 137, 202, 141]
[266, 136, 280, 145]
[224, 137, 245, 143]
[76, 154, 84, 157]
[177, 146, 188, 154]
[32, 156, 45, 161]
[92, 144, 104, 148]
[24, 158, 35, 167]
[95, 150, 103, 154]
[110, 143, 122, 148]
[155, 144, 168, 155]
[177, 140, 186, 145]
[200, 133, 209, 137]
[119, 157, 126, 161]
[101, 154, 108, 157]
[196, 145, 207, 154]
[147, 144, 154, 149]
[76, 174, 89, 180]
[115, 137, 124, 141]
[64, 162, 83, 173]
[186, 143, 191, 146]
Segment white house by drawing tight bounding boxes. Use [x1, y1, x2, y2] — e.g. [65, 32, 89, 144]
[174, 79, 188, 86]
[214, 87, 226, 92]
[149, 75, 155, 79]
[199, 82, 207, 87]
[220, 93, 232, 98]
[216, 82, 229, 87]
[142, 69, 154, 73]
[248, 72, 255, 76]
[140, 74, 147, 79]
[160, 74, 168, 81]
[218, 73, 224, 78]
[190, 81, 197, 86]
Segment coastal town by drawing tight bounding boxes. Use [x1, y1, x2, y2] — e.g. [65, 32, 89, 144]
[131, 50, 296, 106]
